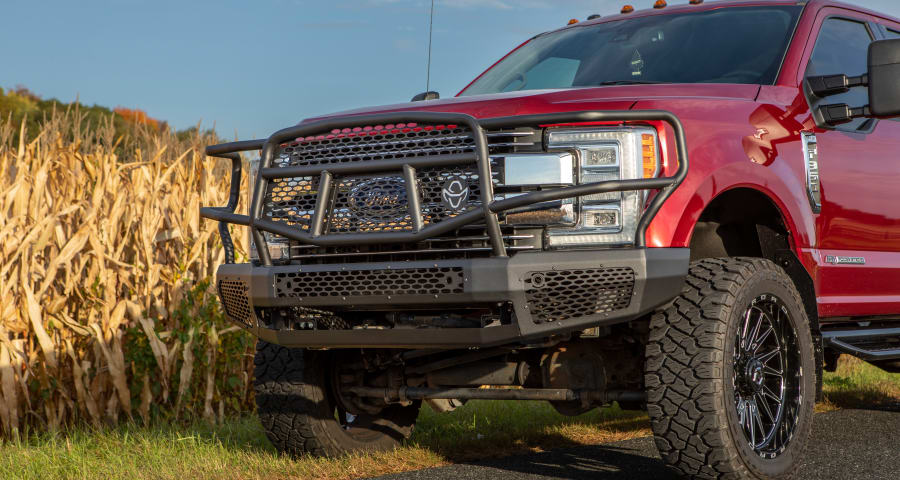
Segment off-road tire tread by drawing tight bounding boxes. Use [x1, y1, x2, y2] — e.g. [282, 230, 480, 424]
[645, 258, 810, 479]
[254, 340, 330, 457]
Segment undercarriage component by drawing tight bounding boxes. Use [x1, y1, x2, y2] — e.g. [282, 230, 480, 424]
[425, 361, 528, 387]
[542, 342, 607, 415]
[425, 398, 467, 413]
[344, 385, 646, 404]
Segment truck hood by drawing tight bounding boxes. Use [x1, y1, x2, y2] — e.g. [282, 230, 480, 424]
[301, 84, 761, 123]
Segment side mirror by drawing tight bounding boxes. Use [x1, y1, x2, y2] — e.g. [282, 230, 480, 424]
[868, 38, 900, 118]
[806, 39, 900, 125]
[411, 91, 440, 102]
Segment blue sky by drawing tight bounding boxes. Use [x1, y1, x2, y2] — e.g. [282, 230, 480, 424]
[2, 0, 898, 139]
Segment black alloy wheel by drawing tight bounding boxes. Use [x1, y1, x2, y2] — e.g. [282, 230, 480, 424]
[732, 294, 802, 459]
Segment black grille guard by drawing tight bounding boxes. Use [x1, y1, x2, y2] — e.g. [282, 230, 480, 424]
[200, 111, 689, 266]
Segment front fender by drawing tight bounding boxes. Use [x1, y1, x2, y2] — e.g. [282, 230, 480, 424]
[637, 98, 817, 252]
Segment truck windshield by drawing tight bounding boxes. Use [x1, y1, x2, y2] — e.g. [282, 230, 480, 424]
[460, 6, 802, 96]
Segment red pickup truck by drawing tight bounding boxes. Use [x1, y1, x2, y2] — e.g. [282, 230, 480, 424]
[201, 1, 900, 478]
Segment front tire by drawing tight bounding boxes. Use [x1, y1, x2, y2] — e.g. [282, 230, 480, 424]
[253, 341, 420, 457]
[645, 258, 816, 479]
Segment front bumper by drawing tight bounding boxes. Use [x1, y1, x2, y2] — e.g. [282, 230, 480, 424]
[217, 248, 689, 349]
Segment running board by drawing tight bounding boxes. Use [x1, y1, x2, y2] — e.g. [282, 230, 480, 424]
[822, 327, 900, 361]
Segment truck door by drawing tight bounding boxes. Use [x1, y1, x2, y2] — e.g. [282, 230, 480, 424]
[801, 11, 900, 318]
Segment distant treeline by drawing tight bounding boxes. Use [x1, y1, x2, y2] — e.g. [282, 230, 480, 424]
[0, 85, 217, 145]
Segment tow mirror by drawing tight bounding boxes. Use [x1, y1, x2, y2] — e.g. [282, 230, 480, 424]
[868, 38, 900, 118]
[807, 39, 900, 125]
[411, 91, 440, 102]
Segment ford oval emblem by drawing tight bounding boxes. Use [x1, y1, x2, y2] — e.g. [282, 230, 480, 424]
[348, 177, 409, 220]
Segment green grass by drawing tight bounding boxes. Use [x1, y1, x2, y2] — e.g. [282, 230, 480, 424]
[0, 401, 648, 480]
[1, 356, 895, 480]
[820, 355, 900, 411]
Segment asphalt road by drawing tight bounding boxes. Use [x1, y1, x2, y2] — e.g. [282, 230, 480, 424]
[373, 409, 900, 480]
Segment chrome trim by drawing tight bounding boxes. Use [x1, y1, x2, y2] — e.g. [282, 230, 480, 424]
[487, 142, 539, 148]
[486, 131, 535, 138]
[801, 133, 821, 214]
[825, 255, 866, 265]
[500, 153, 575, 186]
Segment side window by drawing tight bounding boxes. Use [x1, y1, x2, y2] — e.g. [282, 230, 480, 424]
[806, 18, 874, 131]
[886, 29, 900, 39]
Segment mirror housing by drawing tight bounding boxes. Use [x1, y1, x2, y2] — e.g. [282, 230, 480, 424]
[868, 38, 900, 118]
[411, 91, 440, 102]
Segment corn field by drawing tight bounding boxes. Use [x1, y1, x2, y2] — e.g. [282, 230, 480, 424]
[0, 107, 255, 434]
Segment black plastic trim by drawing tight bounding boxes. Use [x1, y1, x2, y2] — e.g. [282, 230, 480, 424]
[219, 247, 690, 349]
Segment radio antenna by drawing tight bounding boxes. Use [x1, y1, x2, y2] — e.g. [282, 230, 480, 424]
[426, 0, 435, 92]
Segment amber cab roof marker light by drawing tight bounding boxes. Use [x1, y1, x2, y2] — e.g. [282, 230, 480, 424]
[568, 18, 579, 25]
[654, 0, 667, 9]
[690, 0, 704, 4]
[621, 5, 635, 14]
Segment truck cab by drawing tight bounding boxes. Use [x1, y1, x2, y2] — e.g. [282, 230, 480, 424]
[201, 1, 900, 478]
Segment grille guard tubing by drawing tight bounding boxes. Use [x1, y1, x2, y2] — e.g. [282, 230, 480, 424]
[200, 110, 689, 265]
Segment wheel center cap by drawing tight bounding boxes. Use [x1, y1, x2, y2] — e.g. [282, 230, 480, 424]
[744, 358, 765, 392]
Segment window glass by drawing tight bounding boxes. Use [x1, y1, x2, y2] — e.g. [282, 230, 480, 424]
[461, 6, 802, 96]
[886, 29, 900, 39]
[806, 18, 873, 130]
[505, 57, 580, 92]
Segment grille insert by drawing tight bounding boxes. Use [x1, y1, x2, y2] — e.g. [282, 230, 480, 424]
[525, 268, 635, 324]
[275, 267, 465, 299]
[218, 279, 253, 327]
[277, 123, 475, 168]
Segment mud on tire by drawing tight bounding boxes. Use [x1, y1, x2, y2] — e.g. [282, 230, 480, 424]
[645, 258, 816, 479]
[253, 341, 419, 457]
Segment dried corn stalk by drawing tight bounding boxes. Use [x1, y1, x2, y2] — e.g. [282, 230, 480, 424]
[0, 108, 255, 432]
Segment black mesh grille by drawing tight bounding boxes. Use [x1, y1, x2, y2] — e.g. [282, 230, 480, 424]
[264, 123, 486, 234]
[264, 176, 318, 229]
[260, 125, 540, 261]
[276, 123, 475, 168]
[274, 267, 465, 298]
[524, 268, 635, 324]
[326, 166, 492, 234]
[218, 279, 253, 327]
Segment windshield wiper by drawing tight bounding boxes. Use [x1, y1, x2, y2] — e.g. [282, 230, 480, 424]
[599, 80, 665, 85]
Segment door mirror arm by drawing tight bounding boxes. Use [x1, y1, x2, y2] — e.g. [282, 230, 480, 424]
[806, 39, 900, 126]
[807, 74, 868, 98]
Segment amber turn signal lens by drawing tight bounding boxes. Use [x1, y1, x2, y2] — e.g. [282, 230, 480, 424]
[642, 134, 658, 178]
[621, 5, 634, 14]
[654, 0, 667, 8]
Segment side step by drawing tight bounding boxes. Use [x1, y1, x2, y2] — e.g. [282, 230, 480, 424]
[822, 327, 900, 361]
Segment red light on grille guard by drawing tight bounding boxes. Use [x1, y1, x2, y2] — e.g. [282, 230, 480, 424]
[285, 123, 461, 146]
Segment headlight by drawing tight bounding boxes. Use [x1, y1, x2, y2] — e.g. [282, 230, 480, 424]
[545, 127, 660, 247]
[248, 157, 290, 262]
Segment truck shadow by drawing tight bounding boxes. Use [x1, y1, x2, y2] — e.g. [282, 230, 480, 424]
[448, 441, 677, 480]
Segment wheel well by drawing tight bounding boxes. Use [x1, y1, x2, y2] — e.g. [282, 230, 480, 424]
[689, 188, 825, 400]
[690, 189, 787, 261]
